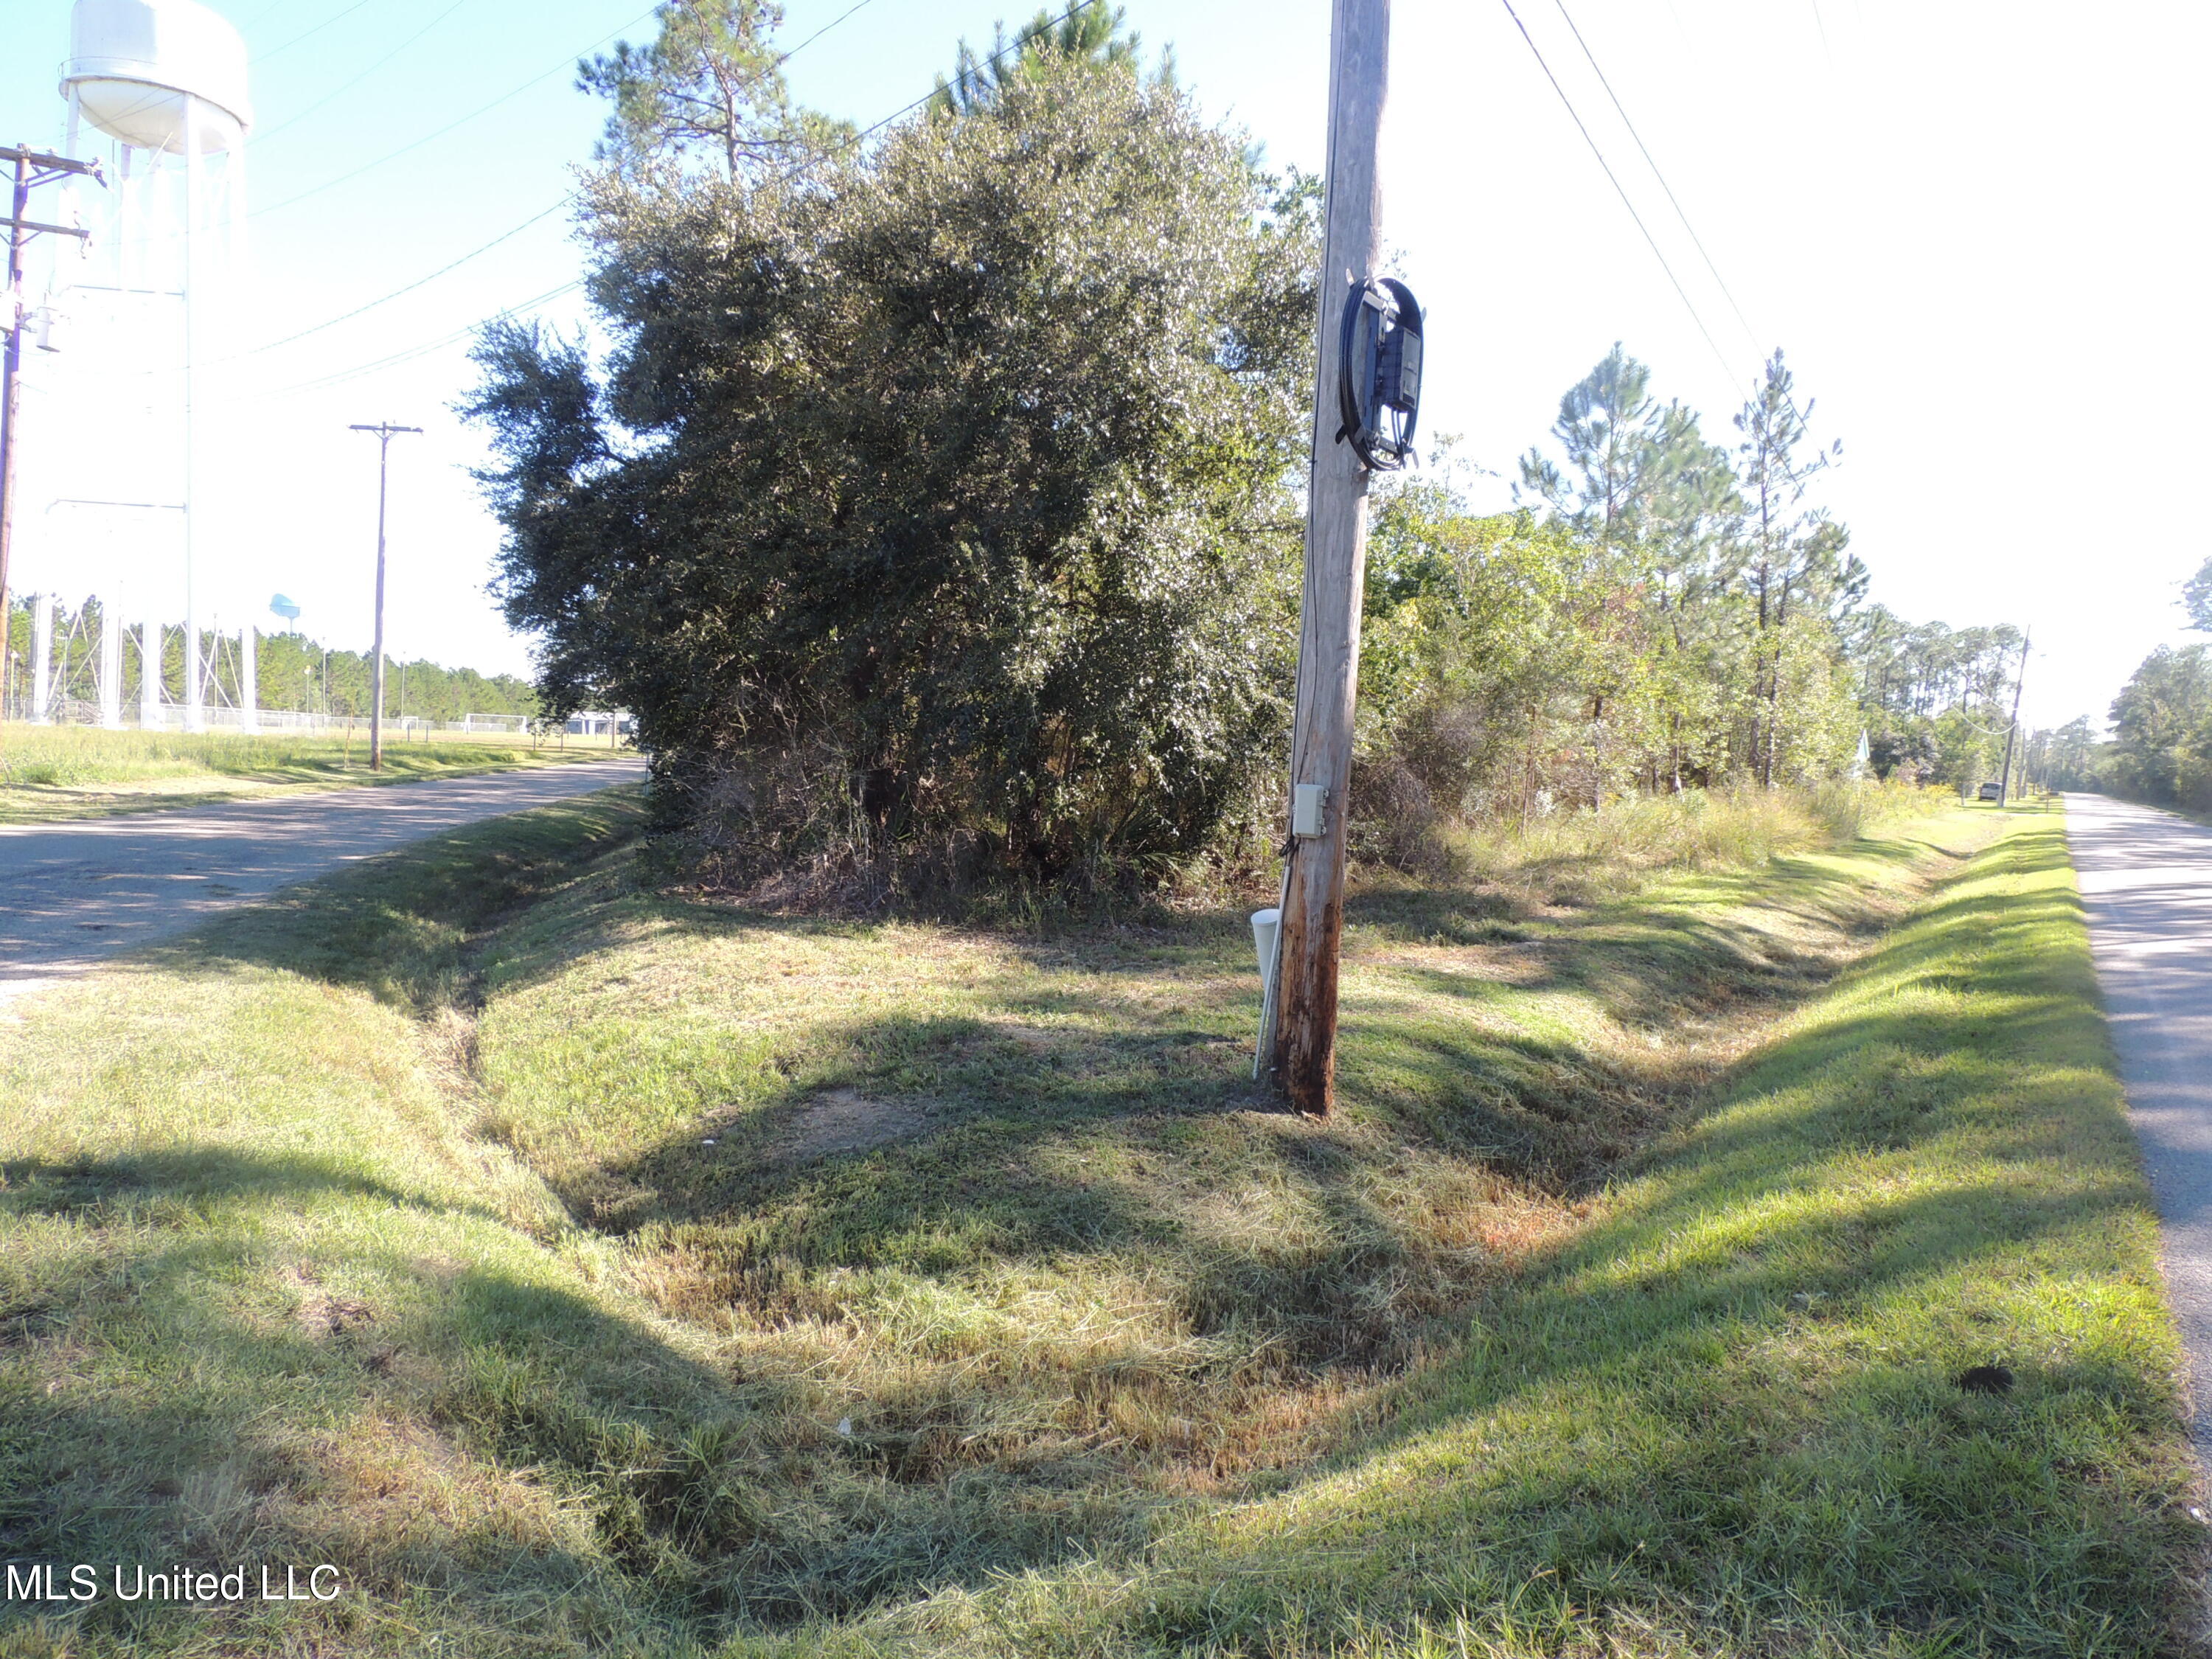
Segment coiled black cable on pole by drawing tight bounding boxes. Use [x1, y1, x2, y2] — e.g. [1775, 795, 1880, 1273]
[1335, 276, 1425, 471]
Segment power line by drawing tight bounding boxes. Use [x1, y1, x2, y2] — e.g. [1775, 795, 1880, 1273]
[250, 4, 663, 220]
[248, 0, 885, 218]
[255, 0, 379, 63]
[125, 0, 897, 375]
[232, 201, 574, 362]
[1548, 0, 1761, 355]
[102, 204, 575, 383]
[1496, 0, 1745, 393]
[107, 1, 661, 258]
[254, 281, 585, 402]
[1539, 0, 1825, 442]
[254, 0, 475, 145]
[220, 0, 1106, 397]
[763, 0, 894, 72]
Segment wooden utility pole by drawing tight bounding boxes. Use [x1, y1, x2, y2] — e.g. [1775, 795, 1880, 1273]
[348, 422, 422, 771]
[1998, 628, 2030, 806]
[1, 144, 102, 731]
[1265, 0, 1390, 1117]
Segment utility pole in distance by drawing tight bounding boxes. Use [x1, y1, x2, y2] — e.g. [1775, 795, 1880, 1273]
[1265, 0, 1391, 1117]
[348, 422, 421, 771]
[1998, 627, 2030, 806]
[1, 144, 102, 725]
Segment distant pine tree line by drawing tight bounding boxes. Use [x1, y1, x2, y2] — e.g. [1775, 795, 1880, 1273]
[2, 598, 538, 725]
[2042, 561, 2212, 810]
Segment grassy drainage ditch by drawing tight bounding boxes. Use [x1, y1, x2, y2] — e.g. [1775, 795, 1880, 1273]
[0, 795, 2197, 1657]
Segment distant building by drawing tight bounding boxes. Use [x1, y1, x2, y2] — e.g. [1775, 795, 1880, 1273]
[564, 710, 633, 738]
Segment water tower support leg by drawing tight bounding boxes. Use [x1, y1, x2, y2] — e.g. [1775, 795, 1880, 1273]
[139, 617, 159, 728]
[240, 622, 257, 733]
[29, 594, 52, 724]
[118, 147, 131, 293]
[100, 600, 121, 728]
[181, 94, 204, 734]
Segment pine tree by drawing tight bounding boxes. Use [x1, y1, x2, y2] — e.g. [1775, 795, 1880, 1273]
[1733, 349, 1840, 785]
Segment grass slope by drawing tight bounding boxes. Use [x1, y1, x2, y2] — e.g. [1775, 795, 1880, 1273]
[936, 810, 2196, 1658]
[0, 723, 614, 824]
[0, 796, 2194, 1656]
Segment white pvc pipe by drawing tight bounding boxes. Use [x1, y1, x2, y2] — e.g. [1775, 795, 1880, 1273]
[1251, 904, 1283, 1080]
[1251, 907, 1282, 999]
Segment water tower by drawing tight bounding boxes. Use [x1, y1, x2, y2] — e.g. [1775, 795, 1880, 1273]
[59, 0, 251, 733]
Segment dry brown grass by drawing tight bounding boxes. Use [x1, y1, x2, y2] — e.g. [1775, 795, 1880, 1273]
[9, 790, 2138, 1659]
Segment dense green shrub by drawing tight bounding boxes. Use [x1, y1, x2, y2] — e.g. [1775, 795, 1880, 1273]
[470, 43, 1315, 888]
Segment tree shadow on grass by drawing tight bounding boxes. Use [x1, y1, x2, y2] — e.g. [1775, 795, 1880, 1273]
[0, 1158, 782, 1649]
[1116, 1175, 2190, 1657]
[59, 804, 2110, 1639]
[5, 1130, 1192, 1645]
[0, 1147, 510, 1228]
[156, 790, 652, 1020]
[1079, 820, 2198, 1657]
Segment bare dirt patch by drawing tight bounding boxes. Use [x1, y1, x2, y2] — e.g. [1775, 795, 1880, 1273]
[779, 1086, 934, 1163]
[285, 1265, 375, 1338]
[300, 1295, 375, 1339]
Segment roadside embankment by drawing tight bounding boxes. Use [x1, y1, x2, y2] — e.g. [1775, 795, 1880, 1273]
[0, 796, 2192, 1657]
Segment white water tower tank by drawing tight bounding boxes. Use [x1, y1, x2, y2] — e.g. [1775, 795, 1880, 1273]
[61, 0, 253, 154]
[55, 0, 252, 736]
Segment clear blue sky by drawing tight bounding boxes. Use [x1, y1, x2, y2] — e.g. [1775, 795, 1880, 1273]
[7, 1, 2205, 726]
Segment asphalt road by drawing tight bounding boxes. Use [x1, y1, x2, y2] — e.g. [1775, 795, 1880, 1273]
[0, 759, 645, 1009]
[2069, 790, 2212, 1458]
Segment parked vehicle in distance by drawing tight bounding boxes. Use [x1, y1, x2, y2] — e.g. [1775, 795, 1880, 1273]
[1978, 782, 2004, 801]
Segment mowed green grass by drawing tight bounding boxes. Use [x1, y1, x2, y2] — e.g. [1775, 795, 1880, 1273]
[0, 793, 2194, 1656]
[960, 807, 2198, 1658]
[0, 721, 613, 824]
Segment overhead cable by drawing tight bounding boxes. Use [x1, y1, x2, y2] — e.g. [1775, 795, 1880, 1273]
[250, 0, 886, 219]
[255, 279, 585, 401]
[254, 0, 379, 63]
[221, 0, 1074, 381]
[1496, 0, 1747, 393]
[1543, 0, 1825, 441]
[137, 0, 899, 373]
[254, 0, 476, 145]
[250, 4, 663, 218]
[234, 201, 573, 361]
[1548, 0, 1762, 355]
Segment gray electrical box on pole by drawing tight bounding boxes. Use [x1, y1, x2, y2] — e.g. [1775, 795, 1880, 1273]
[1264, 0, 1391, 1117]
